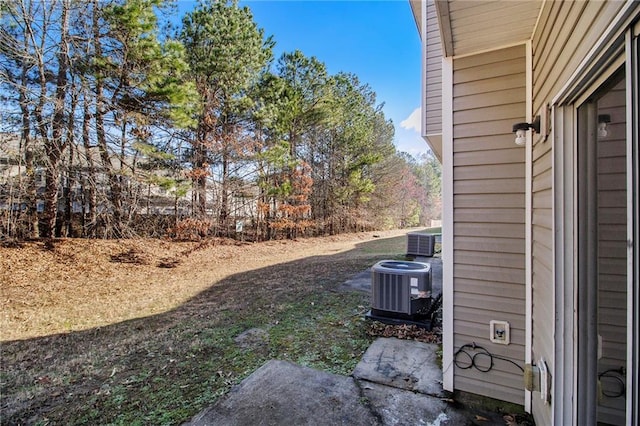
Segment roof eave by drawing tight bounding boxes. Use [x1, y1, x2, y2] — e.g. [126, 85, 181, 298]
[434, 0, 543, 58]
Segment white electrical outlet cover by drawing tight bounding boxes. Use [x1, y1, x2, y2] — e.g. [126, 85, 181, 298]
[539, 358, 550, 404]
[489, 320, 510, 345]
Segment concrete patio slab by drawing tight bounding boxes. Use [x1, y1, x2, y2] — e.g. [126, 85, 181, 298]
[184, 360, 378, 426]
[358, 381, 471, 426]
[352, 337, 444, 397]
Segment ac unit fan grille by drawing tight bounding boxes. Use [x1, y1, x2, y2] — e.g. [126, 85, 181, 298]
[372, 272, 411, 314]
[407, 233, 435, 257]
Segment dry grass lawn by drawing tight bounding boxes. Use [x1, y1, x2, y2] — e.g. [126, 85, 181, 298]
[1, 229, 409, 341]
[1, 229, 428, 425]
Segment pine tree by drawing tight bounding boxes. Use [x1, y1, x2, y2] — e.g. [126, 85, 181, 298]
[180, 0, 272, 233]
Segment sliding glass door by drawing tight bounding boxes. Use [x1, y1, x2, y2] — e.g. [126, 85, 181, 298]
[576, 69, 628, 426]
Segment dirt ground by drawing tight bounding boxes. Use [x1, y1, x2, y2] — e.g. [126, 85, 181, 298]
[1, 229, 409, 342]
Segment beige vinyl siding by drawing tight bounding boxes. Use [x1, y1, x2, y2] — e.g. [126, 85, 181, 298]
[530, 136, 553, 426]
[530, 98, 553, 426]
[425, 0, 442, 136]
[529, 2, 627, 424]
[532, 0, 626, 113]
[452, 45, 526, 405]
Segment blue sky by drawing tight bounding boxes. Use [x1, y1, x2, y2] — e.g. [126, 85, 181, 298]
[177, 0, 426, 157]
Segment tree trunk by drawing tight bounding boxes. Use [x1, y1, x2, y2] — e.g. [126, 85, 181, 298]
[61, 73, 79, 237]
[19, 80, 39, 239]
[12, 0, 40, 238]
[81, 87, 97, 238]
[42, 0, 70, 238]
[60, 142, 74, 237]
[95, 97, 123, 237]
[92, 3, 123, 237]
[192, 121, 209, 218]
[219, 149, 229, 235]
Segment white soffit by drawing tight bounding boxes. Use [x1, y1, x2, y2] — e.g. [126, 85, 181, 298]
[436, 0, 542, 57]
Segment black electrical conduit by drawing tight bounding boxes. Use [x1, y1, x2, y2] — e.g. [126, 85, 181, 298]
[454, 343, 625, 399]
[454, 342, 524, 373]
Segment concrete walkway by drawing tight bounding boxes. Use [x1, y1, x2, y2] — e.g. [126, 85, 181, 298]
[184, 257, 517, 425]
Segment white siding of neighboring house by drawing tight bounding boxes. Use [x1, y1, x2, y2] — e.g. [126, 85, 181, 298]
[529, 1, 627, 423]
[452, 45, 526, 405]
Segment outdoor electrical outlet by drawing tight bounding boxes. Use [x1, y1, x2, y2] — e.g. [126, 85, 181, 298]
[539, 358, 551, 404]
[490, 320, 510, 345]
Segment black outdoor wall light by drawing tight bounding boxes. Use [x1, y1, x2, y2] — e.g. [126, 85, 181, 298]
[512, 116, 541, 146]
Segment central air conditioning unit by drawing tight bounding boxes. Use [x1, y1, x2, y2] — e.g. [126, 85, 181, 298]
[369, 260, 434, 328]
[406, 232, 435, 257]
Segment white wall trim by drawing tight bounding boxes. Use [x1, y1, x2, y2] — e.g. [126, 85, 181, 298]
[524, 39, 533, 414]
[441, 55, 454, 392]
[551, 106, 562, 426]
[624, 27, 636, 426]
[552, 104, 578, 426]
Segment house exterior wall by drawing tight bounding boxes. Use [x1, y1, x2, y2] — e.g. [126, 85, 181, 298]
[532, 1, 626, 113]
[529, 1, 628, 423]
[452, 45, 526, 405]
[414, 1, 638, 422]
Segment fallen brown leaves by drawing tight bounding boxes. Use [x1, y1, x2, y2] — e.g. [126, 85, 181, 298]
[0, 230, 409, 341]
[503, 413, 536, 426]
[110, 248, 151, 265]
[366, 322, 442, 344]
